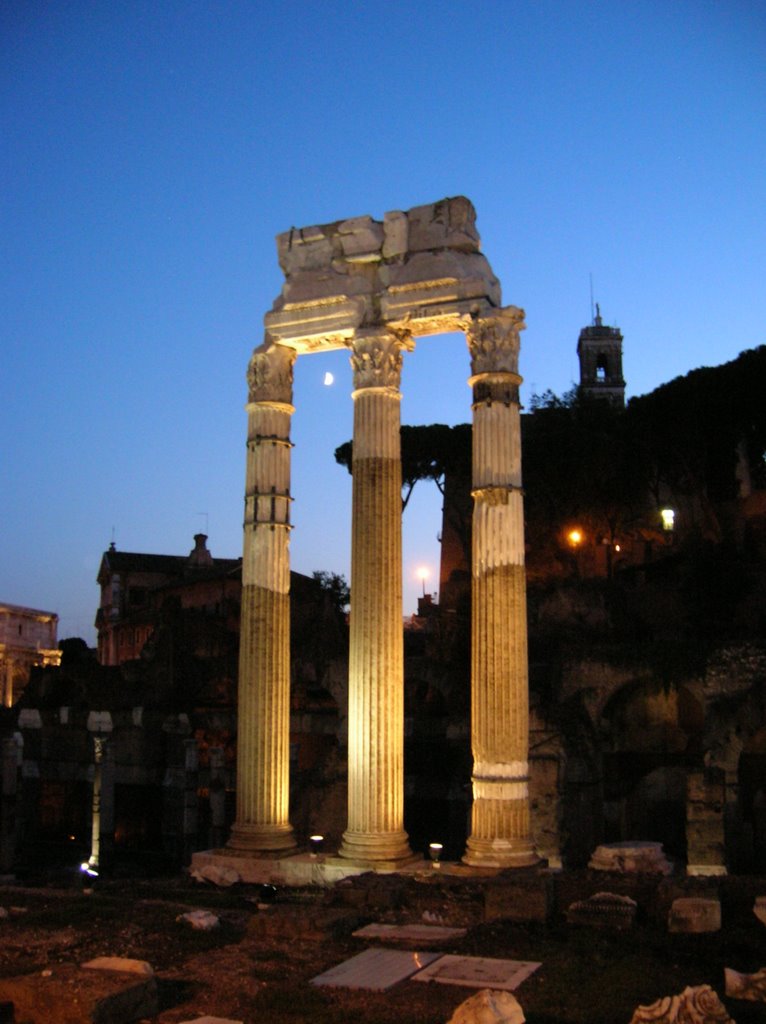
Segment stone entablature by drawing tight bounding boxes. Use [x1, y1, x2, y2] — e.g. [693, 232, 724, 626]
[264, 196, 501, 352]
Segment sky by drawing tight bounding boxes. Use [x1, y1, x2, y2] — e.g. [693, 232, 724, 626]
[2, 0, 764, 644]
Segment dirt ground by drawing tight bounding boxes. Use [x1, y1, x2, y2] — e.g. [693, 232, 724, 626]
[0, 870, 764, 1024]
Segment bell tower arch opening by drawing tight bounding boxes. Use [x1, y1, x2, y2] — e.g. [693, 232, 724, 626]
[577, 303, 625, 407]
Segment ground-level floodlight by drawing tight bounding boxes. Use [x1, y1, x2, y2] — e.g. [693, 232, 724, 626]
[309, 834, 324, 858]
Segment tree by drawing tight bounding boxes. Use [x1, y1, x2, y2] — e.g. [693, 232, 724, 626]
[311, 571, 350, 614]
[335, 424, 473, 567]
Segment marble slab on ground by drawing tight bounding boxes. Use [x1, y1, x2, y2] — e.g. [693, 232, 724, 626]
[0, 964, 158, 1023]
[413, 955, 541, 991]
[310, 948, 442, 991]
[352, 922, 467, 944]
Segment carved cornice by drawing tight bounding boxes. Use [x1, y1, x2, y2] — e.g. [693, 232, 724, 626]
[350, 329, 414, 392]
[247, 344, 297, 405]
[463, 306, 525, 378]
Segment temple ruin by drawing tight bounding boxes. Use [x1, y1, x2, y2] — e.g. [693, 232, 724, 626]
[227, 197, 537, 868]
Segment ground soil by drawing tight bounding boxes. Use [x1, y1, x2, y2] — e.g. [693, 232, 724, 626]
[0, 870, 764, 1023]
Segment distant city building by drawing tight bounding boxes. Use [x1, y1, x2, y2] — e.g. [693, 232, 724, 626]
[95, 534, 240, 665]
[0, 603, 61, 706]
[577, 304, 625, 406]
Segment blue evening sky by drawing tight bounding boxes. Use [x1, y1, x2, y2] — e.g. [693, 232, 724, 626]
[2, 1, 764, 642]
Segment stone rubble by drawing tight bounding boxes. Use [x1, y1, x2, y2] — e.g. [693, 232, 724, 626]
[667, 897, 721, 933]
[176, 909, 220, 931]
[589, 841, 673, 875]
[725, 966, 766, 1002]
[754, 896, 766, 926]
[446, 987, 526, 1024]
[629, 984, 733, 1023]
[566, 891, 637, 929]
[189, 863, 241, 888]
[178, 1018, 244, 1024]
[0, 962, 159, 1023]
[82, 956, 154, 976]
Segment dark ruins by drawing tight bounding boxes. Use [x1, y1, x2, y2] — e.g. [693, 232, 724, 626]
[1, 198, 765, 1024]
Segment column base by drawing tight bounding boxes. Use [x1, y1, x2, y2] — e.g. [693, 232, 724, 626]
[338, 829, 414, 866]
[463, 835, 539, 869]
[226, 821, 297, 855]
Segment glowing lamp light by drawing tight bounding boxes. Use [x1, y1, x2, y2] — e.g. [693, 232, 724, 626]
[614, 543, 621, 553]
[429, 842, 443, 868]
[661, 508, 675, 531]
[567, 528, 583, 547]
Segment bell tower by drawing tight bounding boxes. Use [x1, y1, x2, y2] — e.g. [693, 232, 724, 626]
[577, 304, 625, 407]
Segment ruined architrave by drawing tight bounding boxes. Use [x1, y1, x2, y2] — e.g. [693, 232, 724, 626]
[231, 197, 536, 867]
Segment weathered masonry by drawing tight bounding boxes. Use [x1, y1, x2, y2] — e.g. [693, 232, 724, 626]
[227, 197, 537, 868]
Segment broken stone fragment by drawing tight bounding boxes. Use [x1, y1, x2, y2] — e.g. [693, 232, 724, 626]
[338, 215, 384, 262]
[589, 841, 673, 874]
[82, 956, 154, 975]
[178, 1018, 244, 1024]
[406, 197, 480, 254]
[447, 987, 525, 1024]
[725, 966, 766, 1002]
[177, 909, 220, 930]
[0, 963, 159, 1023]
[382, 210, 408, 259]
[668, 897, 721, 933]
[754, 895, 766, 926]
[566, 891, 637, 930]
[189, 862, 241, 887]
[629, 984, 732, 1023]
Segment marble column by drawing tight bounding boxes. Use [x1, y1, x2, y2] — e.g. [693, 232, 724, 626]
[88, 736, 105, 870]
[228, 343, 297, 853]
[463, 308, 537, 867]
[339, 328, 414, 864]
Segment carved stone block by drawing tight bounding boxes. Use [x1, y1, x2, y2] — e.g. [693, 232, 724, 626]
[566, 891, 637, 930]
[588, 841, 673, 875]
[629, 985, 732, 1023]
[667, 897, 721, 933]
[447, 988, 526, 1024]
[725, 966, 766, 1002]
[383, 210, 408, 258]
[406, 197, 480, 254]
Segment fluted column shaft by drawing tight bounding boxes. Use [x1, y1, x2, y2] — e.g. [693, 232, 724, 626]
[228, 343, 297, 853]
[340, 329, 413, 864]
[463, 309, 537, 867]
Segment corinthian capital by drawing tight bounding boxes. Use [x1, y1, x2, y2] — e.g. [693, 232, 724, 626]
[463, 306, 525, 377]
[350, 328, 414, 392]
[247, 343, 297, 404]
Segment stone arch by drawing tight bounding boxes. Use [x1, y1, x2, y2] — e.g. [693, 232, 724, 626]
[600, 679, 704, 859]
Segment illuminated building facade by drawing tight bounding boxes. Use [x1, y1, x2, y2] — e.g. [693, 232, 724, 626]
[95, 535, 240, 666]
[0, 603, 60, 707]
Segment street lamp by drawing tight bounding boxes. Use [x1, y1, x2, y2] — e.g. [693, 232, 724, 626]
[661, 508, 675, 532]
